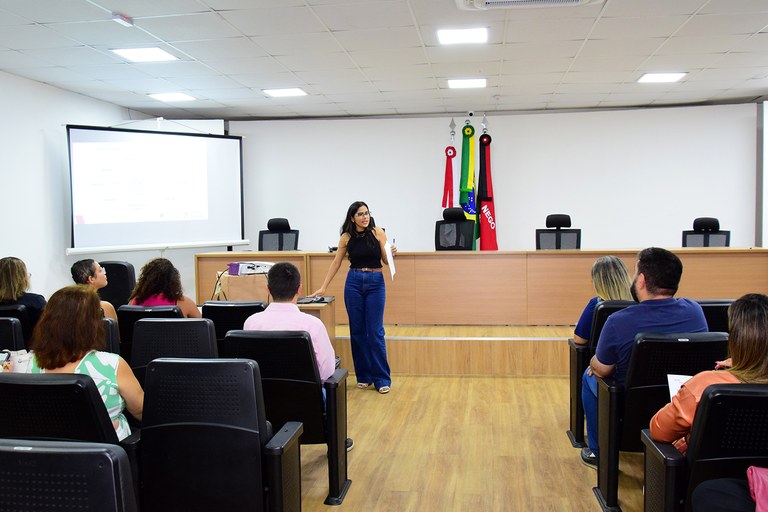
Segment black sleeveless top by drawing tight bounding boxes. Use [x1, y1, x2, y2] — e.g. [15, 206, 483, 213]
[347, 230, 382, 269]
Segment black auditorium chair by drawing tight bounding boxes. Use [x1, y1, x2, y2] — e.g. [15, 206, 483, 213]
[536, 214, 581, 250]
[258, 218, 299, 251]
[0, 316, 25, 351]
[0, 373, 141, 492]
[567, 300, 635, 448]
[435, 207, 475, 250]
[696, 299, 733, 333]
[0, 439, 138, 512]
[103, 317, 121, 355]
[594, 332, 729, 511]
[220, 330, 352, 505]
[0, 304, 33, 349]
[641, 384, 768, 512]
[140, 358, 303, 512]
[116, 305, 182, 362]
[130, 318, 217, 388]
[682, 217, 730, 247]
[201, 300, 267, 342]
[99, 261, 137, 308]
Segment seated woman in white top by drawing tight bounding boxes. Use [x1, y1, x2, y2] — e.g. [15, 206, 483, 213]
[27, 285, 143, 440]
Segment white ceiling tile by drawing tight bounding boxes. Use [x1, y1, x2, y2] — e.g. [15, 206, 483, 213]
[65, 63, 156, 81]
[569, 55, 646, 72]
[101, 77, 180, 93]
[251, 33, 341, 55]
[204, 57, 287, 75]
[10, 65, 90, 82]
[170, 75, 247, 90]
[349, 48, 427, 67]
[308, 80, 379, 94]
[426, 44, 505, 63]
[676, 13, 768, 37]
[274, 52, 355, 71]
[312, 1, 414, 31]
[503, 17, 596, 43]
[500, 58, 573, 74]
[0, 0, 107, 23]
[295, 68, 370, 84]
[220, 6, 326, 37]
[137, 13, 242, 42]
[20, 47, 120, 66]
[228, 71, 305, 89]
[640, 53, 723, 71]
[580, 38, 665, 58]
[502, 40, 583, 59]
[46, 21, 160, 46]
[0, 24, 79, 49]
[715, 52, 768, 69]
[131, 60, 221, 78]
[173, 38, 268, 60]
[90, 0, 211, 17]
[732, 33, 768, 53]
[374, 77, 439, 91]
[202, 0, 305, 9]
[0, 49, 50, 67]
[592, 16, 690, 39]
[699, 0, 768, 15]
[562, 70, 637, 84]
[657, 35, 749, 55]
[602, 0, 707, 17]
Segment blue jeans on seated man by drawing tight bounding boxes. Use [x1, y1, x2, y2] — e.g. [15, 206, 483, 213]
[582, 368, 599, 455]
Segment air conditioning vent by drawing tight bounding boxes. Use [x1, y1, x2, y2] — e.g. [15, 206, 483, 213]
[456, 0, 603, 9]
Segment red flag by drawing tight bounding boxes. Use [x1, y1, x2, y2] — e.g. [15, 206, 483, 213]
[442, 146, 456, 208]
[477, 133, 498, 250]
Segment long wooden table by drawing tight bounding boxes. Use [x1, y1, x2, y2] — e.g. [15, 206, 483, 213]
[196, 248, 768, 326]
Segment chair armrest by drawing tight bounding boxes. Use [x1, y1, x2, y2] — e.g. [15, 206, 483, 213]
[596, 376, 625, 507]
[324, 368, 348, 389]
[118, 429, 141, 504]
[641, 429, 686, 512]
[568, 337, 588, 352]
[264, 421, 304, 512]
[567, 338, 590, 447]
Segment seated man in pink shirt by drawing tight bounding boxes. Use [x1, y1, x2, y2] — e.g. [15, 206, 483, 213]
[243, 261, 336, 383]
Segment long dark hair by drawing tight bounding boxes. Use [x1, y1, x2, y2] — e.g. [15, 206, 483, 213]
[129, 258, 184, 304]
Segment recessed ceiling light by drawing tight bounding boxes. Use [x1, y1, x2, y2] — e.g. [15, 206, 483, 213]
[638, 72, 687, 83]
[437, 28, 488, 45]
[148, 92, 196, 102]
[448, 78, 487, 89]
[111, 47, 177, 63]
[263, 88, 308, 98]
[111, 13, 134, 27]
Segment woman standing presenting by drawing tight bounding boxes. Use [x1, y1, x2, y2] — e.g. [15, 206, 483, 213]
[312, 201, 395, 394]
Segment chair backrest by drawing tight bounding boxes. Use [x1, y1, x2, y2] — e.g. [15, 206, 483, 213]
[682, 217, 730, 247]
[435, 208, 475, 250]
[0, 316, 24, 351]
[588, 300, 636, 356]
[130, 318, 217, 387]
[0, 304, 33, 349]
[140, 358, 270, 512]
[620, 332, 729, 452]
[99, 261, 136, 308]
[696, 299, 733, 333]
[0, 372, 119, 444]
[220, 330, 326, 444]
[683, 384, 768, 506]
[103, 317, 121, 355]
[258, 218, 299, 251]
[536, 214, 581, 249]
[116, 305, 183, 362]
[0, 439, 137, 512]
[201, 300, 267, 341]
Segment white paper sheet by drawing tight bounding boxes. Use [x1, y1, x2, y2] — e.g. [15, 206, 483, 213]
[667, 374, 692, 400]
[384, 241, 396, 280]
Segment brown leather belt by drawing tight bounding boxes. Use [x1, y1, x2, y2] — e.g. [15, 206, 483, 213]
[351, 267, 382, 272]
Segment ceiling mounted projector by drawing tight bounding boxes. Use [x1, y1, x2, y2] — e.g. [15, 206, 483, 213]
[456, 0, 604, 9]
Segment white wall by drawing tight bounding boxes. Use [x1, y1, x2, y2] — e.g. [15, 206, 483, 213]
[0, 68, 758, 302]
[0, 71, 226, 300]
[232, 104, 756, 253]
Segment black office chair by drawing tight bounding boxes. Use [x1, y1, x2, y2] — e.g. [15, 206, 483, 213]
[116, 305, 183, 362]
[536, 214, 581, 250]
[220, 330, 352, 505]
[0, 304, 33, 349]
[99, 261, 136, 308]
[435, 207, 475, 250]
[201, 300, 267, 342]
[0, 439, 138, 512]
[594, 332, 729, 511]
[696, 299, 733, 333]
[258, 218, 299, 251]
[567, 300, 635, 448]
[641, 384, 768, 512]
[0, 316, 25, 351]
[682, 217, 730, 247]
[103, 317, 121, 355]
[140, 358, 303, 512]
[130, 318, 217, 387]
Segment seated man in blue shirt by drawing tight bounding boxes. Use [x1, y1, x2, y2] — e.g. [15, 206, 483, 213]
[580, 247, 708, 468]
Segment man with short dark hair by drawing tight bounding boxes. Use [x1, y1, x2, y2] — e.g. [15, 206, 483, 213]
[243, 262, 336, 382]
[580, 247, 708, 468]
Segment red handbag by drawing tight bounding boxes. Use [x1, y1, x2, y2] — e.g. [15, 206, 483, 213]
[747, 466, 768, 511]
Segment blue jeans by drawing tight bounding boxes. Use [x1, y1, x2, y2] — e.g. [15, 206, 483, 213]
[344, 269, 390, 389]
[582, 369, 599, 453]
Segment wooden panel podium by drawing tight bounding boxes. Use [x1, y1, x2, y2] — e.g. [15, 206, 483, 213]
[195, 248, 768, 326]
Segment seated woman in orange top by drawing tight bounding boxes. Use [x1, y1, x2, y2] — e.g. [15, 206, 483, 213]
[650, 293, 768, 454]
[128, 258, 200, 318]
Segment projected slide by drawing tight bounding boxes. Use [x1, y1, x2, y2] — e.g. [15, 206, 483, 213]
[68, 125, 244, 251]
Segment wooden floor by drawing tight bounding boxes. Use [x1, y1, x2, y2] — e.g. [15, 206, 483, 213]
[299, 375, 645, 512]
